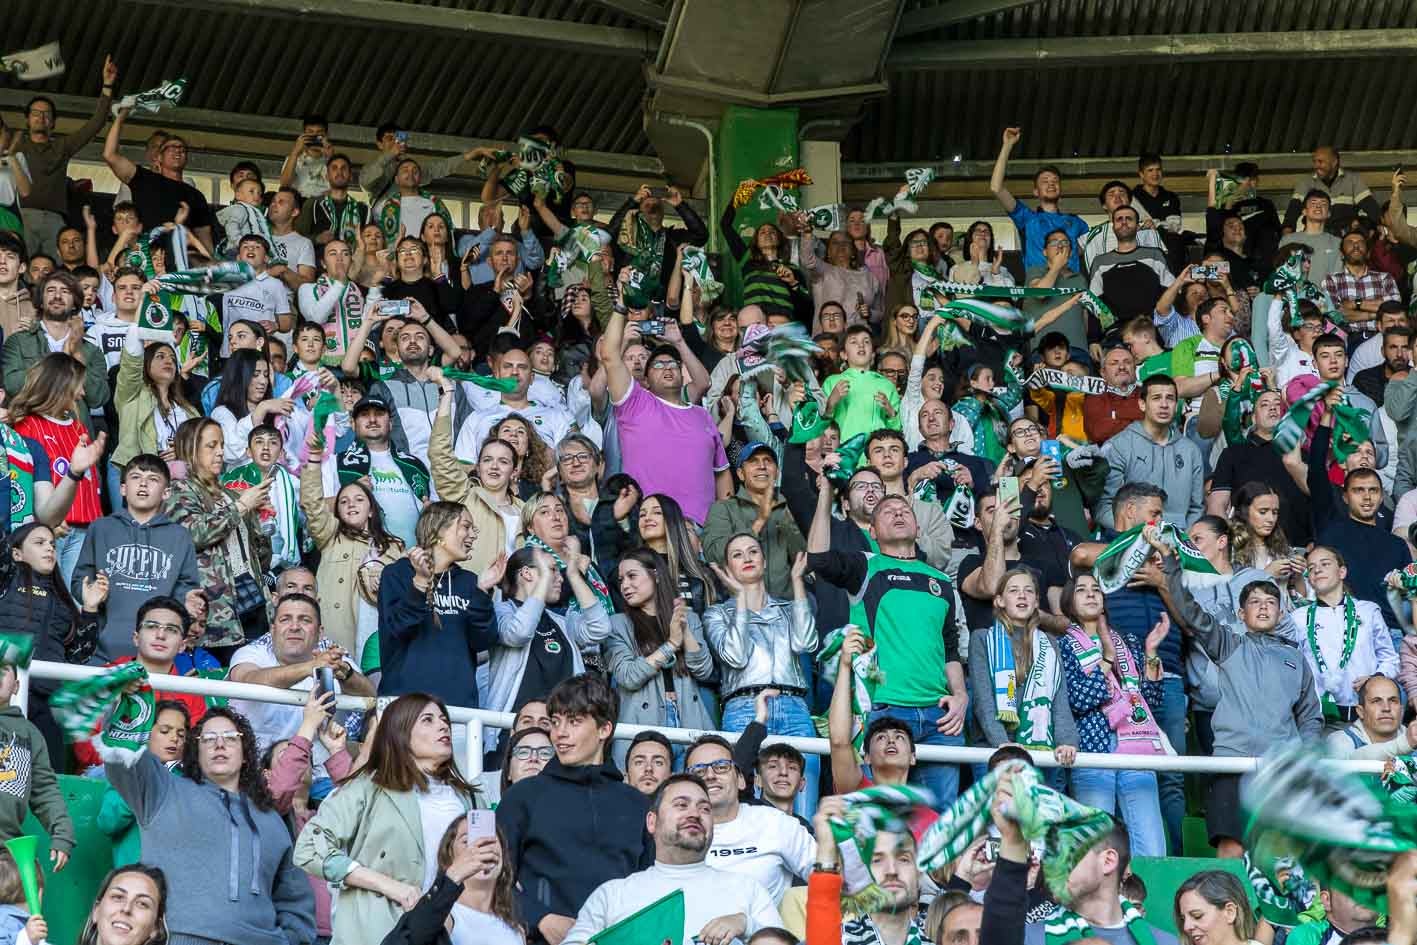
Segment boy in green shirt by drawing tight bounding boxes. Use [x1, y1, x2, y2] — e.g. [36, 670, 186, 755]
[822, 324, 901, 442]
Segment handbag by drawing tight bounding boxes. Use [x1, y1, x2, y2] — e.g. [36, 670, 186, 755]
[232, 571, 266, 616]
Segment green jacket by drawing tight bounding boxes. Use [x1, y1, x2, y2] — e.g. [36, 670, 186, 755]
[701, 487, 806, 599]
[293, 773, 479, 945]
[0, 706, 73, 853]
[1, 324, 110, 431]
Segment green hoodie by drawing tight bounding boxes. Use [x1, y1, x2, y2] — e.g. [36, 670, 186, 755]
[0, 706, 74, 852]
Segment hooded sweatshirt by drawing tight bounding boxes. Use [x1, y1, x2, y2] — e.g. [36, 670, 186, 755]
[0, 707, 73, 855]
[376, 558, 497, 708]
[1096, 419, 1205, 529]
[71, 509, 202, 662]
[103, 747, 315, 945]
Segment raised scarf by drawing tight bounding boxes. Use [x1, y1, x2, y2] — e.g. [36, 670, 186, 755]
[1093, 522, 1220, 594]
[813, 625, 882, 757]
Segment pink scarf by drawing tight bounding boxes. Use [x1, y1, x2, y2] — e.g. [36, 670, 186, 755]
[1063, 625, 1168, 756]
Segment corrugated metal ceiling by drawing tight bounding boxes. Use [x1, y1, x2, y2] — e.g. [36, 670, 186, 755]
[5, 0, 660, 155]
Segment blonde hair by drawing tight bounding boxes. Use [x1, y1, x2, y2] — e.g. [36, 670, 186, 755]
[7, 353, 85, 426]
[992, 566, 1042, 680]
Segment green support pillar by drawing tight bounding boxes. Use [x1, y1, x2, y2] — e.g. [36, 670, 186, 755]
[713, 105, 799, 309]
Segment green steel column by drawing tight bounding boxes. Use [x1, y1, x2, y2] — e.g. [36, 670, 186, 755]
[713, 105, 799, 309]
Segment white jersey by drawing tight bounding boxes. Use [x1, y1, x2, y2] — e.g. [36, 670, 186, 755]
[704, 803, 817, 905]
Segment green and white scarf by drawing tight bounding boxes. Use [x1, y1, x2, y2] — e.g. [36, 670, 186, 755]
[1025, 368, 1109, 397]
[680, 245, 724, 304]
[1303, 595, 1360, 721]
[1242, 852, 1321, 927]
[813, 625, 882, 756]
[1244, 744, 1417, 913]
[0, 634, 33, 669]
[111, 77, 187, 117]
[1214, 173, 1245, 209]
[547, 222, 606, 290]
[51, 662, 149, 761]
[617, 212, 665, 284]
[986, 622, 1058, 747]
[378, 189, 454, 247]
[1271, 380, 1372, 461]
[917, 760, 1114, 907]
[805, 203, 843, 233]
[0, 43, 64, 81]
[828, 784, 935, 913]
[312, 276, 364, 366]
[1093, 522, 1220, 594]
[1, 424, 36, 530]
[312, 194, 367, 247]
[523, 534, 614, 616]
[221, 462, 302, 571]
[865, 168, 935, 221]
[911, 461, 975, 530]
[1043, 899, 1157, 945]
[939, 298, 1035, 336]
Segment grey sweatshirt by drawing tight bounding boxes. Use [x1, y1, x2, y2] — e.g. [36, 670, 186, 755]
[104, 748, 315, 945]
[71, 509, 201, 662]
[1165, 557, 1322, 757]
[1096, 420, 1205, 529]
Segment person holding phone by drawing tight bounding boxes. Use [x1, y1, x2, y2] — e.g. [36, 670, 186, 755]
[381, 812, 523, 945]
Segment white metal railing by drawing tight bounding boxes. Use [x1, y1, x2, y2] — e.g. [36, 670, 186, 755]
[22, 660, 1387, 779]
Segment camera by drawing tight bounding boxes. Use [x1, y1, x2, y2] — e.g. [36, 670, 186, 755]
[1190, 261, 1229, 282]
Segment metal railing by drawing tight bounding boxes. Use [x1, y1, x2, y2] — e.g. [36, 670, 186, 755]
[22, 660, 1387, 779]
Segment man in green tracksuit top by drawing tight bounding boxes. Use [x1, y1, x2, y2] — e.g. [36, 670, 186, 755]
[807, 491, 969, 805]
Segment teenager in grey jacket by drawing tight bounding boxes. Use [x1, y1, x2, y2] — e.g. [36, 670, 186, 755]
[1096, 376, 1205, 529]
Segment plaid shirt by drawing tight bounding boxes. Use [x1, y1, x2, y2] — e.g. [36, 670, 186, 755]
[1322, 266, 1400, 327]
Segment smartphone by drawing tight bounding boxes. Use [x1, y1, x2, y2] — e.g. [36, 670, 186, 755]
[381, 299, 411, 317]
[983, 837, 1001, 863]
[1039, 439, 1065, 483]
[308, 135, 324, 147]
[394, 130, 409, 146]
[314, 666, 336, 699]
[1191, 263, 1227, 281]
[997, 476, 1021, 516]
[466, 809, 497, 843]
[638, 319, 664, 337]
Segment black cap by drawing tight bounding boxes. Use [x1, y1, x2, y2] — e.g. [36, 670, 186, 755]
[352, 395, 390, 417]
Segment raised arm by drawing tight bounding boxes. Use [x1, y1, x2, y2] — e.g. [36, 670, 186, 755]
[602, 279, 633, 403]
[828, 628, 866, 791]
[989, 127, 1021, 213]
[102, 108, 139, 185]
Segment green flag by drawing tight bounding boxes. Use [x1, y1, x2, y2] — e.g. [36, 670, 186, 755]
[588, 889, 684, 945]
[0, 634, 34, 670]
[788, 400, 829, 444]
[825, 433, 868, 482]
[442, 369, 518, 393]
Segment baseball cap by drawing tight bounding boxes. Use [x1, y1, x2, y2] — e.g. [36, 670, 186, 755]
[736, 441, 776, 469]
[352, 395, 390, 417]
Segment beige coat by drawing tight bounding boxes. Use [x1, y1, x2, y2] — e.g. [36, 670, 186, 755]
[428, 407, 511, 574]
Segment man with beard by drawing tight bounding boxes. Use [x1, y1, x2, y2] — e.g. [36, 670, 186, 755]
[1352, 326, 1411, 406]
[336, 394, 429, 550]
[808, 795, 933, 945]
[298, 154, 369, 248]
[804, 465, 883, 633]
[702, 442, 806, 599]
[1, 269, 109, 425]
[906, 398, 992, 501]
[563, 773, 781, 945]
[369, 301, 472, 464]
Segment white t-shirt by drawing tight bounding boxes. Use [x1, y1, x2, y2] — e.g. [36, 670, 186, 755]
[704, 803, 817, 905]
[221, 273, 290, 356]
[226, 637, 355, 761]
[452, 400, 579, 463]
[272, 230, 316, 274]
[367, 448, 421, 549]
[398, 195, 437, 241]
[417, 781, 467, 891]
[563, 861, 781, 945]
[449, 904, 521, 945]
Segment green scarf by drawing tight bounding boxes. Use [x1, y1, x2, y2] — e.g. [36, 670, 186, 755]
[828, 784, 935, 913]
[0, 634, 33, 669]
[1094, 522, 1219, 594]
[681, 246, 724, 304]
[917, 761, 1114, 906]
[805, 203, 843, 232]
[1043, 899, 1157, 945]
[864, 168, 935, 221]
[1271, 381, 1371, 461]
[1, 424, 36, 530]
[313, 194, 367, 246]
[1245, 745, 1417, 913]
[221, 462, 303, 570]
[986, 622, 1058, 747]
[523, 534, 614, 615]
[547, 223, 606, 290]
[617, 211, 665, 284]
[378, 190, 454, 247]
[111, 77, 186, 117]
[825, 433, 868, 482]
[51, 662, 149, 757]
[789, 401, 829, 444]
[1025, 368, 1109, 397]
[813, 626, 882, 757]
[441, 369, 518, 394]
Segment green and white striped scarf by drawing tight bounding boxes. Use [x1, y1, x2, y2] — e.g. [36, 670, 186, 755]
[805, 203, 843, 233]
[1043, 899, 1157, 945]
[986, 622, 1058, 747]
[51, 662, 149, 760]
[681, 245, 724, 304]
[1242, 852, 1320, 928]
[221, 462, 302, 571]
[523, 534, 614, 616]
[828, 784, 935, 913]
[1271, 380, 1371, 461]
[546, 222, 606, 290]
[864, 168, 935, 221]
[917, 761, 1114, 908]
[0, 634, 34, 669]
[814, 625, 882, 757]
[111, 77, 187, 117]
[1093, 522, 1219, 594]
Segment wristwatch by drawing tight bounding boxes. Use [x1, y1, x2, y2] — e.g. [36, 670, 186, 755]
[66, 466, 86, 483]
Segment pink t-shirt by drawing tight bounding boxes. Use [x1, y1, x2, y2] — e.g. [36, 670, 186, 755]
[613, 381, 728, 524]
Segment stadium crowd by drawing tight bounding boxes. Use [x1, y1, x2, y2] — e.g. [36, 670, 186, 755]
[2, 54, 1417, 945]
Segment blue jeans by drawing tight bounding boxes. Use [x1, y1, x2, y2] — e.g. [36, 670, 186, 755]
[1152, 676, 1188, 855]
[722, 693, 820, 819]
[1071, 766, 1166, 858]
[106, 462, 124, 514]
[866, 705, 964, 807]
[56, 524, 86, 592]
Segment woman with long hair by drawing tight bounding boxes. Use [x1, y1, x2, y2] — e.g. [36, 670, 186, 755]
[0, 521, 103, 762]
[879, 303, 923, 356]
[954, 220, 1016, 288]
[1174, 870, 1265, 945]
[8, 352, 108, 585]
[1057, 571, 1168, 857]
[605, 548, 716, 767]
[801, 228, 882, 326]
[489, 414, 550, 501]
[719, 201, 811, 324]
[381, 816, 524, 945]
[295, 693, 481, 945]
[429, 383, 523, 570]
[485, 544, 611, 729]
[78, 864, 169, 945]
[519, 491, 614, 616]
[420, 213, 457, 284]
[1229, 480, 1298, 577]
[210, 349, 292, 468]
[103, 707, 314, 945]
[968, 567, 1078, 783]
[704, 535, 818, 813]
[163, 417, 271, 654]
[553, 284, 598, 379]
[498, 726, 553, 797]
[633, 493, 716, 614]
[300, 436, 406, 660]
[111, 311, 197, 500]
[884, 222, 938, 314]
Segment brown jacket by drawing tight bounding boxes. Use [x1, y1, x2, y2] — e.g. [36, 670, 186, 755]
[0, 285, 34, 340]
[428, 406, 511, 574]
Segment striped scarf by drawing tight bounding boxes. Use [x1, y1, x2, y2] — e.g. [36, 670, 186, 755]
[1093, 522, 1220, 594]
[1271, 380, 1371, 461]
[221, 462, 303, 571]
[813, 626, 882, 757]
[1043, 899, 1156, 945]
[313, 194, 366, 246]
[312, 276, 364, 366]
[523, 534, 613, 615]
[986, 622, 1058, 747]
[828, 784, 936, 914]
[50, 662, 149, 763]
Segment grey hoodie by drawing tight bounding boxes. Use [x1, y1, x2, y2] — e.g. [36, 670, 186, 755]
[1096, 419, 1205, 529]
[1165, 557, 1322, 756]
[71, 509, 201, 662]
[105, 748, 315, 945]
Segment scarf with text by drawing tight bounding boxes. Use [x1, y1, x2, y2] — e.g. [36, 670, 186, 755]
[0, 43, 64, 81]
[987, 622, 1058, 747]
[50, 662, 149, 762]
[731, 169, 813, 209]
[312, 276, 364, 366]
[111, 77, 187, 117]
[865, 168, 935, 221]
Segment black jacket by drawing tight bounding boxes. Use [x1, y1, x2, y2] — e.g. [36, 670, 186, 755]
[378, 871, 461, 945]
[605, 198, 710, 297]
[0, 570, 98, 693]
[495, 757, 652, 940]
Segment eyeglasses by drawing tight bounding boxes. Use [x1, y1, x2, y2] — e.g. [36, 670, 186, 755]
[879, 367, 906, 377]
[1045, 238, 1071, 248]
[1012, 425, 1042, 438]
[199, 731, 241, 748]
[511, 745, 555, 762]
[896, 312, 919, 321]
[139, 619, 182, 636]
[687, 759, 736, 777]
[560, 452, 593, 465]
[850, 481, 885, 495]
[649, 359, 680, 370]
